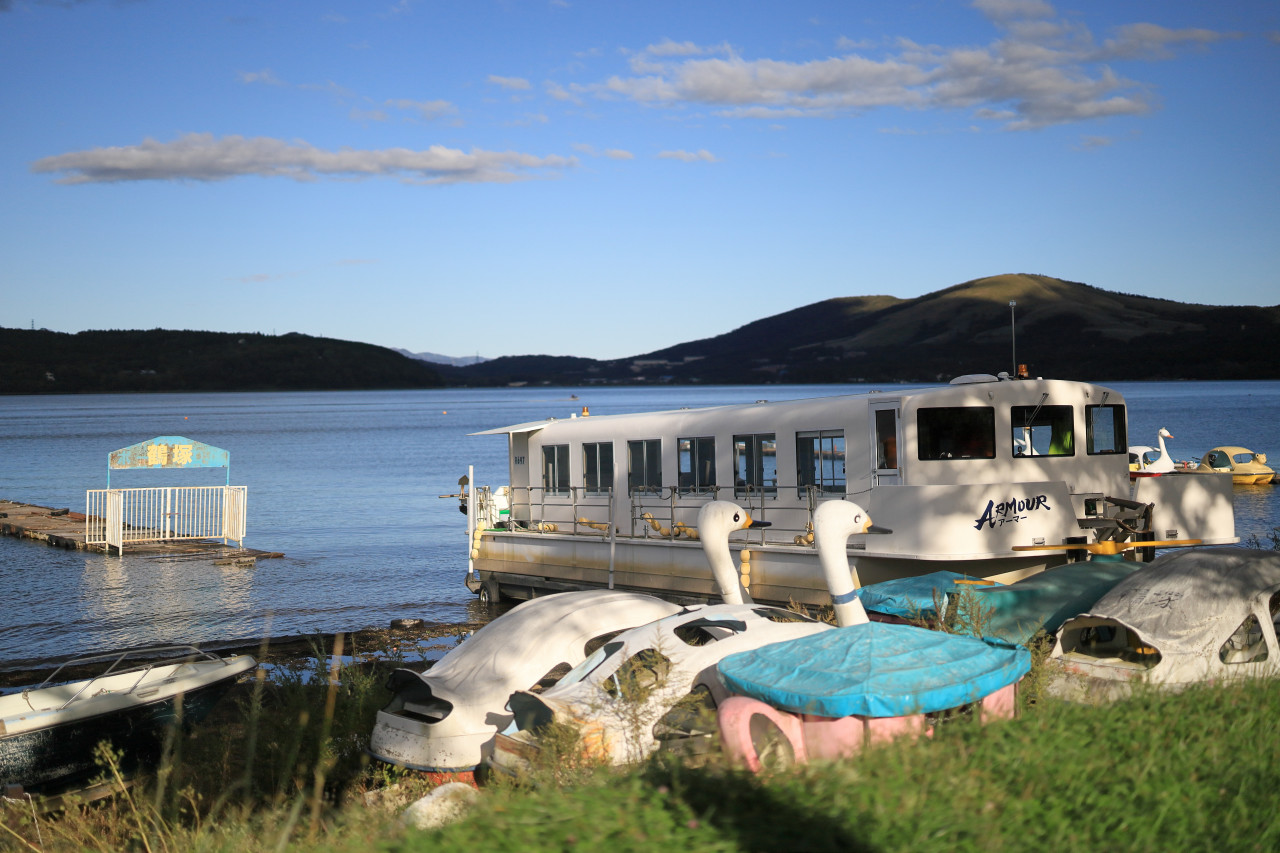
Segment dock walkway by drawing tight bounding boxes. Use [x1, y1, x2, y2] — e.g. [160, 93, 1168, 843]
[0, 499, 283, 561]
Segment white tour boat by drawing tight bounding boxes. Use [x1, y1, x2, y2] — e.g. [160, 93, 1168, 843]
[458, 374, 1237, 608]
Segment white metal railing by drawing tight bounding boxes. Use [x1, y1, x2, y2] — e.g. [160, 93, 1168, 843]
[86, 485, 247, 554]
[494, 484, 822, 546]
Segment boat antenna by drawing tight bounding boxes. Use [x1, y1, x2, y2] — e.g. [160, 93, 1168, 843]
[1009, 301, 1017, 377]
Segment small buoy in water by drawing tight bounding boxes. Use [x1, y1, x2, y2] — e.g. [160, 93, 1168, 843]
[443, 411, 447, 414]
[184, 416, 188, 420]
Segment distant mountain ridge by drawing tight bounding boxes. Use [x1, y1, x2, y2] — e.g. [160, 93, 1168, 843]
[0, 329, 443, 394]
[437, 274, 1280, 385]
[4, 275, 1276, 394]
[394, 348, 489, 367]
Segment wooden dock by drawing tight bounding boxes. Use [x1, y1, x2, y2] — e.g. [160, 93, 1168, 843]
[0, 499, 284, 561]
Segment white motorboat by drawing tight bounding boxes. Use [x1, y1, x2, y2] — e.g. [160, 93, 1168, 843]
[0, 645, 256, 793]
[459, 374, 1237, 608]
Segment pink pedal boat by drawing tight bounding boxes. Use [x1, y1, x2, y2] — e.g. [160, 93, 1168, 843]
[715, 622, 1029, 772]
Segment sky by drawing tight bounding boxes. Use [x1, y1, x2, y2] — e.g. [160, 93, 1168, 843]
[2, 1, 1277, 361]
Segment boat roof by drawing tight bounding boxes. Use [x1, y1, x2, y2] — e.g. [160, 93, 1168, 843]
[471, 376, 1119, 437]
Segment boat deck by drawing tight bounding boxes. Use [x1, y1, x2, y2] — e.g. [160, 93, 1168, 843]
[0, 499, 284, 561]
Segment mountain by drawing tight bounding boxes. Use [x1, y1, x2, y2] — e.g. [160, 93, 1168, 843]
[437, 274, 1280, 385]
[0, 329, 443, 394]
[394, 348, 489, 367]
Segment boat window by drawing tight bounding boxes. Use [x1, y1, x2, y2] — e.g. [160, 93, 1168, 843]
[1233, 452, 1256, 465]
[1085, 404, 1126, 455]
[560, 640, 625, 686]
[1204, 450, 1230, 469]
[917, 408, 995, 460]
[542, 444, 570, 495]
[1269, 591, 1280, 634]
[678, 436, 716, 495]
[874, 409, 898, 471]
[584, 630, 625, 657]
[604, 648, 673, 700]
[583, 442, 614, 495]
[628, 439, 662, 495]
[529, 662, 572, 693]
[733, 433, 777, 499]
[653, 684, 717, 746]
[797, 430, 845, 496]
[1058, 620, 1162, 669]
[1220, 614, 1269, 665]
[752, 607, 816, 624]
[1011, 405, 1074, 457]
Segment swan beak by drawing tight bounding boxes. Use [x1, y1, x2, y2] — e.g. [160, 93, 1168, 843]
[748, 519, 772, 528]
[866, 524, 893, 534]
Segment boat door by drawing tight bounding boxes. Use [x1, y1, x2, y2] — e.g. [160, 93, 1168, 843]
[871, 404, 901, 486]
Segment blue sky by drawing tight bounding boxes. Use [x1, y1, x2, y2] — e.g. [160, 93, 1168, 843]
[2, 0, 1277, 361]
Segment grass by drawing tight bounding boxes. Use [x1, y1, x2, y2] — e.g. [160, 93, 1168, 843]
[407, 678, 1280, 853]
[4, 614, 1280, 851]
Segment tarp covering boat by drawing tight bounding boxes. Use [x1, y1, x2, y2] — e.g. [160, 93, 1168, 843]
[853, 563, 1143, 644]
[972, 559, 1143, 644]
[716, 622, 1029, 719]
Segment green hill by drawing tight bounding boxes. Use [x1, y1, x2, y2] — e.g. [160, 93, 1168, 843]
[440, 274, 1280, 384]
[0, 328, 443, 394]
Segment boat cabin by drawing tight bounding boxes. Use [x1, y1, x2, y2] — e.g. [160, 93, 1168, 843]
[465, 375, 1237, 605]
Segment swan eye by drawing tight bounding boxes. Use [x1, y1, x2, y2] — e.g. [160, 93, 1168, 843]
[854, 514, 862, 524]
[732, 512, 741, 523]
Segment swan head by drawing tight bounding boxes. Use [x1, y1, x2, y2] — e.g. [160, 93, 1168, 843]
[814, 500, 892, 540]
[697, 501, 769, 605]
[813, 500, 892, 628]
[697, 501, 769, 537]
[1158, 427, 1174, 440]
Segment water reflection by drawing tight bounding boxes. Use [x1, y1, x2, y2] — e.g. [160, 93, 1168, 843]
[1, 383, 1277, 667]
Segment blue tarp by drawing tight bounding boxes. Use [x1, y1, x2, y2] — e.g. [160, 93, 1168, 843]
[973, 559, 1142, 645]
[853, 563, 1144, 645]
[717, 622, 1030, 719]
[854, 571, 989, 619]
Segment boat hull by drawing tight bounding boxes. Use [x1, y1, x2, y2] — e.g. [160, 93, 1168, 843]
[472, 531, 1064, 607]
[0, 656, 254, 793]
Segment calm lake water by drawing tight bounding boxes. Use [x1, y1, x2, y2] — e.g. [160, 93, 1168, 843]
[2, 381, 1278, 670]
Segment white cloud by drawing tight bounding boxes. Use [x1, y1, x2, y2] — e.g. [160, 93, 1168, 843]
[32, 133, 578, 185]
[972, 0, 1055, 23]
[350, 107, 389, 122]
[573, 144, 634, 159]
[657, 149, 718, 163]
[1076, 135, 1113, 150]
[580, 4, 1232, 130]
[1099, 23, 1237, 60]
[644, 38, 731, 58]
[238, 69, 285, 86]
[488, 75, 532, 91]
[387, 98, 457, 121]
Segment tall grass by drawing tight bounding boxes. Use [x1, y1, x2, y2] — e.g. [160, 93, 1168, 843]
[5, 632, 1280, 851]
[408, 677, 1280, 853]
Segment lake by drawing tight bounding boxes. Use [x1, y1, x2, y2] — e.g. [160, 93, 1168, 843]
[2, 381, 1278, 670]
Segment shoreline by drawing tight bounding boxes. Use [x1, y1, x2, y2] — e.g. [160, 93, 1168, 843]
[0, 618, 490, 690]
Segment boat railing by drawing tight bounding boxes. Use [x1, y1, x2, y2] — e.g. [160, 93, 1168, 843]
[35, 644, 235, 711]
[499, 484, 823, 546]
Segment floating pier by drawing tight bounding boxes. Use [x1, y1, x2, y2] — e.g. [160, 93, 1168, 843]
[0, 499, 283, 561]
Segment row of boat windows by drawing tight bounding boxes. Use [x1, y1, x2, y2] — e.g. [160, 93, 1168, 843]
[540, 403, 1127, 497]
